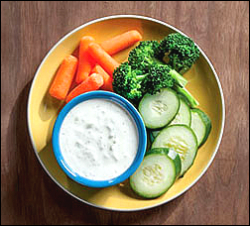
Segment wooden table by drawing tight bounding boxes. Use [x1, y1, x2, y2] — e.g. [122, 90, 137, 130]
[1, 1, 249, 225]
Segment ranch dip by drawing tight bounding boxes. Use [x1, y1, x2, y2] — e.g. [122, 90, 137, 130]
[59, 99, 139, 181]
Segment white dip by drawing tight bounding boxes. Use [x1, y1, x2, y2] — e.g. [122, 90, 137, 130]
[59, 99, 139, 181]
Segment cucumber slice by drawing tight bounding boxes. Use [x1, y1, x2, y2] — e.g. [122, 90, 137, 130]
[169, 97, 191, 126]
[139, 88, 180, 129]
[149, 98, 191, 143]
[149, 148, 182, 177]
[146, 148, 182, 177]
[152, 130, 161, 137]
[149, 130, 161, 143]
[152, 125, 198, 176]
[146, 132, 152, 151]
[191, 109, 212, 147]
[130, 148, 181, 198]
[149, 131, 156, 143]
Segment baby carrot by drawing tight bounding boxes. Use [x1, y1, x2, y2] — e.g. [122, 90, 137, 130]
[66, 73, 104, 103]
[72, 46, 79, 58]
[75, 36, 95, 84]
[49, 55, 78, 100]
[92, 65, 113, 92]
[88, 43, 119, 76]
[100, 30, 142, 55]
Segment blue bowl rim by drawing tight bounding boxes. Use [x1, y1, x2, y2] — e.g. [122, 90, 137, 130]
[52, 91, 147, 188]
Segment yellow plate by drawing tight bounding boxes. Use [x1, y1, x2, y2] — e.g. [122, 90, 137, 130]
[27, 15, 225, 211]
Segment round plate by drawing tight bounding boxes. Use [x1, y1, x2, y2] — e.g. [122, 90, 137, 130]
[27, 15, 225, 211]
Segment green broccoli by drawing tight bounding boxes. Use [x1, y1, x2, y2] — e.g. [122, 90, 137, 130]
[113, 62, 175, 102]
[174, 85, 199, 108]
[143, 64, 175, 95]
[128, 41, 160, 72]
[156, 33, 200, 74]
[113, 35, 200, 107]
[112, 62, 144, 101]
[128, 41, 188, 87]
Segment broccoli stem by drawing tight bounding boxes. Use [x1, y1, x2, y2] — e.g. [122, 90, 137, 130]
[136, 74, 148, 81]
[169, 70, 188, 87]
[179, 66, 190, 75]
[156, 60, 188, 87]
[174, 85, 199, 108]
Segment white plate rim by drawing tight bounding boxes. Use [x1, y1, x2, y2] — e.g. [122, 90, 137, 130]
[27, 15, 225, 212]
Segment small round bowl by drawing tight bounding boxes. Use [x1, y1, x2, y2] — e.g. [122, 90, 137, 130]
[52, 91, 147, 188]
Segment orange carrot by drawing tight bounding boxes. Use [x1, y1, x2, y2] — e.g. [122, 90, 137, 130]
[75, 36, 95, 84]
[72, 46, 79, 58]
[49, 55, 78, 100]
[88, 43, 119, 76]
[92, 65, 113, 92]
[66, 73, 104, 103]
[100, 30, 142, 55]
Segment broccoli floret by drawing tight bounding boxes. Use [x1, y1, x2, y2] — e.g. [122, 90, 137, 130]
[114, 36, 200, 106]
[143, 64, 175, 95]
[156, 33, 200, 74]
[113, 62, 175, 102]
[113, 62, 144, 101]
[128, 40, 160, 72]
[128, 41, 188, 87]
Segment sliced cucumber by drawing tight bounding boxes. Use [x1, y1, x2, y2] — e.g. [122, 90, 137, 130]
[146, 132, 152, 151]
[152, 125, 198, 176]
[169, 97, 191, 126]
[191, 109, 212, 147]
[130, 148, 181, 198]
[149, 131, 156, 143]
[149, 130, 161, 143]
[146, 148, 182, 177]
[149, 97, 191, 143]
[139, 88, 180, 129]
[151, 130, 161, 137]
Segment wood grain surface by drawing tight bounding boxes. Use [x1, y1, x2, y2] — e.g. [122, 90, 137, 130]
[1, 1, 249, 225]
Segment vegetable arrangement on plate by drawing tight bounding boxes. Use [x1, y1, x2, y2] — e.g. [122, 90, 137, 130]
[49, 29, 212, 199]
